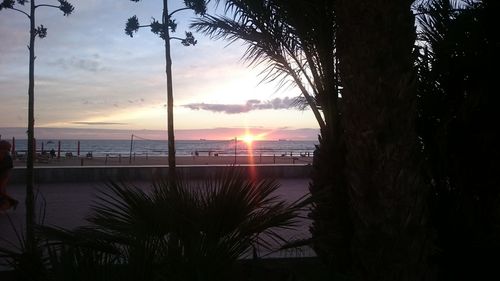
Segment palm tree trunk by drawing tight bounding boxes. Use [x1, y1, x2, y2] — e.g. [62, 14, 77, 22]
[309, 5, 352, 273]
[163, 0, 176, 180]
[26, 0, 36, 254]
[335, 0, 433, 280]
[309, 125, 352, 274]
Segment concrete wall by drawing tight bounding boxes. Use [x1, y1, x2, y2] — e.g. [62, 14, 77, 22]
[10, 165, 312, 184]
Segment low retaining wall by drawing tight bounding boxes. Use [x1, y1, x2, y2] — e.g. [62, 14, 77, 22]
[10, 165, 312, 184]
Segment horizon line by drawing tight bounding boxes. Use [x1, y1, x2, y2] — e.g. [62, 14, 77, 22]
[0, 126, 319, 141]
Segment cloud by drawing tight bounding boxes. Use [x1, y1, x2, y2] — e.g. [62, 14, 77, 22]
[127, 98, 145, 104]
[183, 97, 294, 114]
[72, 122, 128, 126]
[51, 55, 105, 72]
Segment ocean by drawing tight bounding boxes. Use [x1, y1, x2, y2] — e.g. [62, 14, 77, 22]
[9, 139, 318, 158]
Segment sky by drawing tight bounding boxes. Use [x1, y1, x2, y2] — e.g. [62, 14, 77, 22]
[0, 0, 319, 140]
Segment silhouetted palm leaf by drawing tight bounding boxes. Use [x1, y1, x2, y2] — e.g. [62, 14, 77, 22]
[192, 2, 348, 276]
[191, 0, 335, 129]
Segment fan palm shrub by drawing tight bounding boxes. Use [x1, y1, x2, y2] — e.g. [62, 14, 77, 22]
[0, 223, 50, 281]
[38, 168, 306, 281]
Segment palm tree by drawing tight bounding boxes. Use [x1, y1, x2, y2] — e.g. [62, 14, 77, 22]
[0, 0, 74, 267]
[125, 0, 207, 180]
[191, 1, 352, 274]
[416, 0, 500, 279]
[38, 168, 306, 280]
[335, 0, 432, 279]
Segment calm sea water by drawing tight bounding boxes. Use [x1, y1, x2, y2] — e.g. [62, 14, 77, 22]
[10, 139, 318, 157]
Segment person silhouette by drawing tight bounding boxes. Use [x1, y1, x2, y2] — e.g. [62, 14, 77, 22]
[0, 140, 18, 211]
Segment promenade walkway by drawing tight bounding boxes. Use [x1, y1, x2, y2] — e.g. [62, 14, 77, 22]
[14, 155, 313, 167]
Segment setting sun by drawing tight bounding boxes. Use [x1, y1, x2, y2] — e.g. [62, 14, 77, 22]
[242, 134, 255, 144]
[239, 131, 268, 144]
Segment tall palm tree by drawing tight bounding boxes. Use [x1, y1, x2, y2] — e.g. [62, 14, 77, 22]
[125, 0, 207, 180]
[191, 1, 352, 274]
[0, 0, 74, 267]
[335, 0, 432, 280]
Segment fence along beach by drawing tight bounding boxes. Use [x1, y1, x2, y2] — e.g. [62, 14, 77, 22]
[7, 137, 316, 166]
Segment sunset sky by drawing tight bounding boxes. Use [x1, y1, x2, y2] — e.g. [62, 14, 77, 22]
[0, 0, 318, 140]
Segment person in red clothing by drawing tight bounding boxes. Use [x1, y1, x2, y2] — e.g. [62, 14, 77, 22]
[0, 140, 18, 211]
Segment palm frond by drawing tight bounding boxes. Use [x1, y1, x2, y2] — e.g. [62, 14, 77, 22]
[191, 0, 333, 129]
[87, 181, 157, 236]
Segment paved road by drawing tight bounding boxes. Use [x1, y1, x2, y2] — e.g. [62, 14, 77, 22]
[1, 178, 314, 265]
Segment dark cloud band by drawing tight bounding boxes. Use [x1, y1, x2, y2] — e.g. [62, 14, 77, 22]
[183, 97, 294, 114]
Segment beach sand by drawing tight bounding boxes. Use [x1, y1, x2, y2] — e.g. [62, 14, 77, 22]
[14, 154, 313, 167]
